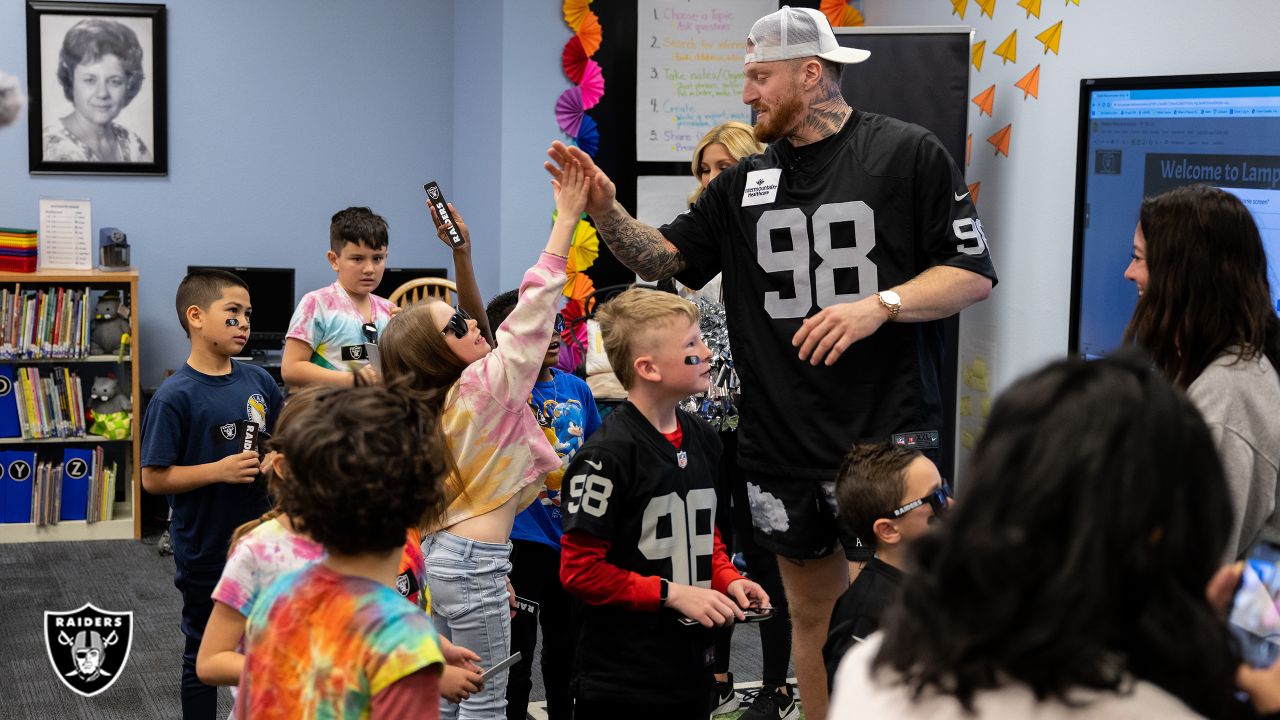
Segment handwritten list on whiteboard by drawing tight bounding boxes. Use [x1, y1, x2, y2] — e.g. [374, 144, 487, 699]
[636, 0, 772, 162]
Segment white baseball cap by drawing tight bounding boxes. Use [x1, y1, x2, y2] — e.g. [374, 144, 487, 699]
[745, 6, 870, 65]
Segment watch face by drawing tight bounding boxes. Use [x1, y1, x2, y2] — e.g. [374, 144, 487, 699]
[881, 290, 901, 306]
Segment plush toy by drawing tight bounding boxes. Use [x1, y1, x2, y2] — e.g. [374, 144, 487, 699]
[89, 291, 131, 355]
[89, 373, 132, 415]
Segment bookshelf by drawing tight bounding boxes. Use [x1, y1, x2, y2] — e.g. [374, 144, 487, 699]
[0, 268, 140, 544]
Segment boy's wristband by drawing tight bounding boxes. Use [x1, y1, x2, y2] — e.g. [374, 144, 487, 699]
[659, 578, 669, 606]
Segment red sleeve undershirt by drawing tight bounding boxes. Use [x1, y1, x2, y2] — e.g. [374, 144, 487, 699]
[371, 667, 440, 719]
[559, 426, 743, 611]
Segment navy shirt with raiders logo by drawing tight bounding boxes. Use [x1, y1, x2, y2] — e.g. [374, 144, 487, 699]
[660, 111, 998, 479]
[562, 402, 723, 703]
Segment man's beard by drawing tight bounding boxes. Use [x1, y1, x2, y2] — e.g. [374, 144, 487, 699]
[753, 87, 805, 144]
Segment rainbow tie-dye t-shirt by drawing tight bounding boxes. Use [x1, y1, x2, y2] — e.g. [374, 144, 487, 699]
[236, 563, 444, 719]
[286, 281, 396, 371]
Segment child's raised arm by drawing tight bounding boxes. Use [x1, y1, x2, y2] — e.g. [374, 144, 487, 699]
[547, 160, 589, 259]
[429, 201, 493, 346]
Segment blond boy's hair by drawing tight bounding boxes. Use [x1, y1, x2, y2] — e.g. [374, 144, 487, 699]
[595, 288, 699, 389]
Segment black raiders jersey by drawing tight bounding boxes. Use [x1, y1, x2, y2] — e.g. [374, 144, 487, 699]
[660, 111, 998, 479]
[562, 402, 723, 702]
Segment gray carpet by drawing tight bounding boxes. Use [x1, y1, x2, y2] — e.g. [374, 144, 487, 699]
[0, 537, 786, 718]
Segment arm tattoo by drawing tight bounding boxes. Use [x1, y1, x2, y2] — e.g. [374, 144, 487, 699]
[597, 211, 688, 282]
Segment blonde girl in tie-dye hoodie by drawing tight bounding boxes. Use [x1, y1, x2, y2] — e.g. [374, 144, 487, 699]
[378, 160, 589, 720]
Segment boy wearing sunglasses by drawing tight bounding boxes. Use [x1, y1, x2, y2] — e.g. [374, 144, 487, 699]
[823, 442, 951, 688]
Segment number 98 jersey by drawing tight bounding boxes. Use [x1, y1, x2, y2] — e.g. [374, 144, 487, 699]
[660, 111, 998, 480]
[562, 402, 723, 702]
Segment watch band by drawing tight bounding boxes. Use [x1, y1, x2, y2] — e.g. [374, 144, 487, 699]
[877, 291, 901, 322]
[659, 578, 670, 605]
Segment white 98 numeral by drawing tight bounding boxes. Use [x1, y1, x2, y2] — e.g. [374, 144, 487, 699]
[638, 489, 717, 586]
[756, 201, 878, 319]
[566, 473, 613, 517]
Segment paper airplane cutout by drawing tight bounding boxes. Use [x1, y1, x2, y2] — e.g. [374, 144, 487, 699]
[951, 0, 968, 19]
[1017, 0, 1041, 18]
[1015, 65, 1041, 99]
[1037, 20, 1063, 54]
[972, 40, 986, 71]
[966, 134, 972, 166]
[994, 30, 1017, 64]
[972, 84, 996, 117]
[988, 124, 1012, 156]
[968, 181, 981, 205]
[1066, 0, 1080, 5]
[975, 0, 996, 19]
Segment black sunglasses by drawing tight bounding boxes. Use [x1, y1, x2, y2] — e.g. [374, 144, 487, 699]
[440, 306, 472, 339]
[553, 313, 565, 335]
[881, 482, 952, 520]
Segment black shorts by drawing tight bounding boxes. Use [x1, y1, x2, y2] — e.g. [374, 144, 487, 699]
[744, 472, 873, 562]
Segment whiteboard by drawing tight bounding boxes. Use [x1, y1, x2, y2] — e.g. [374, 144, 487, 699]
[635, 0, 773, 162]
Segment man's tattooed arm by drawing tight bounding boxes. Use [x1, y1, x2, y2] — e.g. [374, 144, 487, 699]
[595, 203, 688, 282]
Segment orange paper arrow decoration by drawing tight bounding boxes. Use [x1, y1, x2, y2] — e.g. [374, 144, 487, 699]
[1017, 0, 1041, 17]
[951, 0, 968, 19]
[975, 0, 996, 19]
[1036, 20, 1063, 54]
[1015, 65, 1041, 99]
[988, 124, 1012, 157]
[968, 182, 981, 205]
[966, 134, 972, 166]
[972, 84, 996, 117]
[994, 30, 1017, 64]
[972, 40, 986, 71]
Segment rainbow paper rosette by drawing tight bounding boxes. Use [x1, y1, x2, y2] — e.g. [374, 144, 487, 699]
[557, 0, 603, 157]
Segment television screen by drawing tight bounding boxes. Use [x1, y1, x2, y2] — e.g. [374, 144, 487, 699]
[1069, 72, 1280, 359]
[373, 267, 448, 300]
[187, 265, 295, 355]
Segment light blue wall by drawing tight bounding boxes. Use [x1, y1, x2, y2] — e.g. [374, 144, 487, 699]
[0, 0, 457, 387]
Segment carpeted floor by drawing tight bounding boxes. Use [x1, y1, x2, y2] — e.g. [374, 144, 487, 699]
[0, 536, 794, 719]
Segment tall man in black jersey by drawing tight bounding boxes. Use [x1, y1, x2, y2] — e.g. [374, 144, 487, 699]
[545, 7, 996, 718]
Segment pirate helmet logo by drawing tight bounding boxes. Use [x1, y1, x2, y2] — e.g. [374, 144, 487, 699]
[44, 603, 133, 697]
[350, 345, 364, 360]
[427, 186, 441, 200]
[220, 423, 237, 441]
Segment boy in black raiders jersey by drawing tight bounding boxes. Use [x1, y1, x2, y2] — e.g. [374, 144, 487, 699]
[546, 7, 996, 719]
[559, 289, 769, 720]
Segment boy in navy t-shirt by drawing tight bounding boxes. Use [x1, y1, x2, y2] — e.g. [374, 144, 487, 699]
[141, 269, 283, 720]
[486, 289, 600, 720]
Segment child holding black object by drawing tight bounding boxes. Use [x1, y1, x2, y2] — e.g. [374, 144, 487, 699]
[282, 206, 396, 388]
[822, 442, 948, 688]
[378, 161, 588, 720]
[486, 290, 601, 720]
[141, 268, 283, 720]
[559, 288, 769, 720]
[236, 384, 446, 718]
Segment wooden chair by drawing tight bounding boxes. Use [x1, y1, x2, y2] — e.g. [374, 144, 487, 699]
[388, 277, 458, 308]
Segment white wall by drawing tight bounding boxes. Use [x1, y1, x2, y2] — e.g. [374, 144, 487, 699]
[863, 0, 1280, 400]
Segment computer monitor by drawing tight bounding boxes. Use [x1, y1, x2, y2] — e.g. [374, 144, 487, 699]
[1069, 71, 1280, 359]
[374, 267, 449, 300]
[186, 265, 295, 355]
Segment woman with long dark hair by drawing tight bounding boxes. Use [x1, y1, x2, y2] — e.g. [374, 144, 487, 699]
[1124, 184, 1280, 560]
[829, 351, 1241, 718]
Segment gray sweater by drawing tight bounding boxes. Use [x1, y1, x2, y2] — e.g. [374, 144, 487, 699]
[1187, 350, 1280, 561]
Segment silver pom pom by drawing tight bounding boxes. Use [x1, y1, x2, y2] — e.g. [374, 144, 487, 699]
[681, 297, 740, 431]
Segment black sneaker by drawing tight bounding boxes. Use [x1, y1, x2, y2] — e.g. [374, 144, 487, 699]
[738, 685, 798, 720]
[711, 672, 739, 716]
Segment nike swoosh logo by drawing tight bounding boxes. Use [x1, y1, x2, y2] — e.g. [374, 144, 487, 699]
[954, 191, 970, 201]
[584, 459, 603, 471]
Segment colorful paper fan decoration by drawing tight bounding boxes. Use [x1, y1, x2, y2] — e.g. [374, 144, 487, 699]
[563, 269, 596, 301]
[575, 11, 602, 57]
[578, 60, 605, 109]
[567, 218, 600, 274]
[560, 298, 589, 347]
[820, 0, 865, 27]
[573, 114, 600, 156]
[563, 0, 592, 31]
[556, 86, 585, 137]
[562, 36, 588, 83]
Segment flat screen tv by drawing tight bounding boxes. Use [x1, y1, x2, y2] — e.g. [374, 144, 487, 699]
[186, 265, 295, 355]
[373, 267, 449, 300]
[1069, 71, 1280, 359]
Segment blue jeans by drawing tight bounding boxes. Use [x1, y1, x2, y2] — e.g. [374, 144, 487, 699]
[425, 530, 513, 720]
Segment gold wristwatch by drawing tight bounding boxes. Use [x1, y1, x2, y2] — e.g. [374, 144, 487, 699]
[877, 290, 902, 322]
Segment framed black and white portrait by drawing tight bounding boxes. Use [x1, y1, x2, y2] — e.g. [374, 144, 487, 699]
[25, 2, 167, 175]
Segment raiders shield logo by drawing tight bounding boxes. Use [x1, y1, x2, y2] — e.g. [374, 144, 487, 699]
[395, 570, 419, 601]
[219, 423, 236, 441]
[44, 603, 133, 697]
[341, 344, 366, 361]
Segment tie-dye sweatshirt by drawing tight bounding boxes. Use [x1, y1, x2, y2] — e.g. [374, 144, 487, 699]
[437, 252, 567, 529]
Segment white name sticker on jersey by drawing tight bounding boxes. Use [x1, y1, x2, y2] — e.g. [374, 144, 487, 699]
[741, 169, 782, 207]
